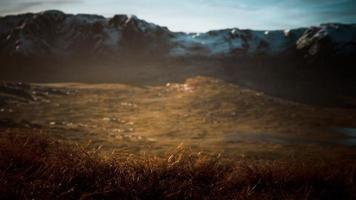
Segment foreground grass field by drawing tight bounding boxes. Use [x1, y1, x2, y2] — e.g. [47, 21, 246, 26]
[1, 132, 355, 200]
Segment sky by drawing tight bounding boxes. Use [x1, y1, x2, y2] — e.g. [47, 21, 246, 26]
[0, 0, 356, 32]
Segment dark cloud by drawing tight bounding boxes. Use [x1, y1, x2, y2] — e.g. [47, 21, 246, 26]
[0, 2, 41, 14]
[0, 0, 81, 15]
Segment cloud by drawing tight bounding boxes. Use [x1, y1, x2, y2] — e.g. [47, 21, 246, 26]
[0, 0, 81, 15]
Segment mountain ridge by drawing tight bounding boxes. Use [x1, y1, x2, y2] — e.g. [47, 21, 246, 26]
[1, 10, 355, 59]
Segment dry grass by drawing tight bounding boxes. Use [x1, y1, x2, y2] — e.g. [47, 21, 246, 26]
[0, 132, 355, 200]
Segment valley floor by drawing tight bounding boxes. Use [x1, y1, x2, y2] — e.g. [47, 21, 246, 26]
[1, 76, 356, 199]
[1, 76, 356, 159]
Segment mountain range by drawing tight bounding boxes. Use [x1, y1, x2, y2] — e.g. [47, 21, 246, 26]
[1, 10, 355, 58]
[0, 10, 356, 106]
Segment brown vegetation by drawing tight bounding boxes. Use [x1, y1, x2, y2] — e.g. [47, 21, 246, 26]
[0, 132, 355, 200]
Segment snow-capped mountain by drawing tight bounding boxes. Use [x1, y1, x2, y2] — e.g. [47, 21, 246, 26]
[1, 10, 355, 59]
[0, 10, 171, 57]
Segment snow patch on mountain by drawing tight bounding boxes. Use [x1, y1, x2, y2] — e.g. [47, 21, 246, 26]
[297, 23, 356, 56]
[170, 28, 304, 57]
[0, 11, 355, 59]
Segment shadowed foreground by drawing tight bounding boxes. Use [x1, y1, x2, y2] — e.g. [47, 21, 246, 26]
[1, 132, 355, 200]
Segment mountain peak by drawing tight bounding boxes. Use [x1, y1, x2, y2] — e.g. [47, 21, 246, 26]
[40, 10, 65, 16]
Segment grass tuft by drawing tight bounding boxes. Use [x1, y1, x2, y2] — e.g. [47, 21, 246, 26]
[0, 132, 355, 200]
